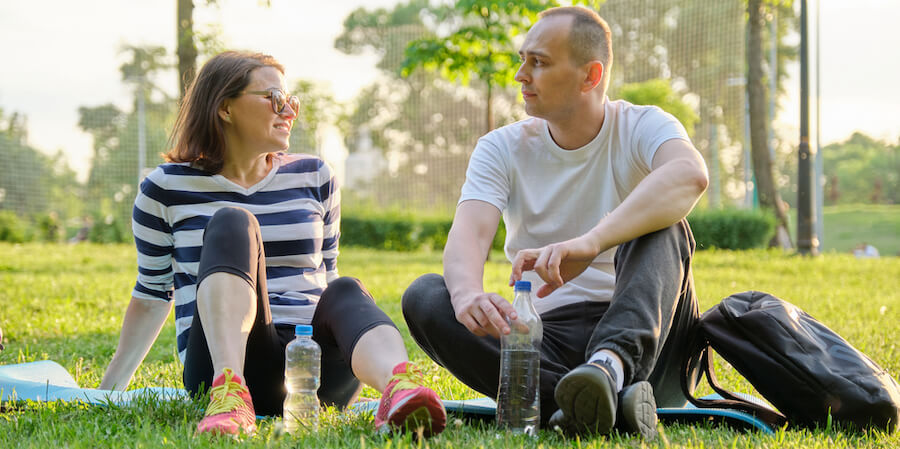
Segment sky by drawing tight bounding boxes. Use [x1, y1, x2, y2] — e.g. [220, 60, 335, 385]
[1, 0, 898, 181]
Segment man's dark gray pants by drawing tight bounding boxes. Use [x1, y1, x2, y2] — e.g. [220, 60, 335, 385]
[401, 219, 701, 424]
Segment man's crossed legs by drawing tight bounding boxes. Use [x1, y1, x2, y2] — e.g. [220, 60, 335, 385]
[401, 220, 700, 438]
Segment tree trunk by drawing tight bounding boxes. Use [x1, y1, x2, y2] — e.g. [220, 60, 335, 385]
[747, 0, 792, 248]
[177, 0, 198, 101]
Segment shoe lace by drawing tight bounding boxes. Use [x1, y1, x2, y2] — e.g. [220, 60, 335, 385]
[205, 369, 250, 417]
[388, 364, 426, 396]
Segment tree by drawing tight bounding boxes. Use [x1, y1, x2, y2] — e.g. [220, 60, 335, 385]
[594, 0, 796, 207]
[619, 79, 699, 137]
[818, 133, 900, 205]
[335, 0, 525, 212]
[176, 0, 225, 100]
[177, 0, 198, 100]
[401, 0, 549, 133]
[288, 80, 336, 155]
[0, 107, 83, 221]
[79, 46, 175, 230]
[747, 0, 792, 247]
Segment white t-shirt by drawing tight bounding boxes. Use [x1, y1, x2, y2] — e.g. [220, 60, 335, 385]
[459, 98, 691, 314]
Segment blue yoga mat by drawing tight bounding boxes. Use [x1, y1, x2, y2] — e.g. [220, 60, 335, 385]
[1, 360, 774, 434]
[0, 360, 187, 405]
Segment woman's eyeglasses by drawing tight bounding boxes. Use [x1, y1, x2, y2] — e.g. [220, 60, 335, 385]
[242, 88, 300, 115]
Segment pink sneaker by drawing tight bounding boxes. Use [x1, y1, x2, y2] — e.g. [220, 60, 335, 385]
[374, 362, 447, 437]
[196, 368, 257, 436]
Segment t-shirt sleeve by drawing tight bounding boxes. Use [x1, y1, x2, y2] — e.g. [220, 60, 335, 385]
[458, 135, 510, 212]
[131, 174, 175, 301]
[633, 106, 692, 170]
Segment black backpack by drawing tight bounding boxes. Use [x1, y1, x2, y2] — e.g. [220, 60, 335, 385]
[682, 290, 900, 432]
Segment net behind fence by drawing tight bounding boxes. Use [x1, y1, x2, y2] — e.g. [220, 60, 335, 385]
[1, 0, 786, 242]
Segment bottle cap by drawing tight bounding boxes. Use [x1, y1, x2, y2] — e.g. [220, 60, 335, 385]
[514, 280, 532, 291]
[295, 324, 313, 336]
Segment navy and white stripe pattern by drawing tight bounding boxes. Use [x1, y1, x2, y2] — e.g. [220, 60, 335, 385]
[131, 153, 340, 361]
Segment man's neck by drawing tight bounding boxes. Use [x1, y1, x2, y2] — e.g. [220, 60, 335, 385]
[546, 97, 607, 150]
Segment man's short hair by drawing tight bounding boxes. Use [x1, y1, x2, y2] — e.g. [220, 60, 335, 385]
[538, 6, 613, 88]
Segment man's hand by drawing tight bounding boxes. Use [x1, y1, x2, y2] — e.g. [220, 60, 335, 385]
[510, 234, 600, 298]
[451, 291, 518, 339]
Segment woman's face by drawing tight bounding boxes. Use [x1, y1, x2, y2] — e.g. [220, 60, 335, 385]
[221, 66, 297, 154]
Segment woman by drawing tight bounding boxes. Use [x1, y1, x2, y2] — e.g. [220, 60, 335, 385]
[99, 51, 446, 437]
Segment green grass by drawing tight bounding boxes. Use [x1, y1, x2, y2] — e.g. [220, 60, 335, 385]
[822, 204, 900, 256]
[1, 243, 899, 448]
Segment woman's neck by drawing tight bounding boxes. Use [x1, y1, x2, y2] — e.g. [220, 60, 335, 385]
[220, 152, 273, 188]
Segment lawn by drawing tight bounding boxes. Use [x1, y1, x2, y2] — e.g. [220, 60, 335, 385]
[822, 204, 900, 256]
[1, 243, 898, 448]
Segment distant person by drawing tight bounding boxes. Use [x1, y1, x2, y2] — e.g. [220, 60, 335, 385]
[68, 216, 93, 243]
[853, 242, 880, 258]
[99, 51, 445, 437]
[402, 6, 707, 438]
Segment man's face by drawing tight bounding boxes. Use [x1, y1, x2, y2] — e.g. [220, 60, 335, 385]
[515, 15, 586, 121]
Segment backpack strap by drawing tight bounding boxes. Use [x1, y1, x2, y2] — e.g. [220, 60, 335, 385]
[682, 340, 788, 429]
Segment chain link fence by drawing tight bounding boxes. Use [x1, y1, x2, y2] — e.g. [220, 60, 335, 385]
[2, 0, 792, 241]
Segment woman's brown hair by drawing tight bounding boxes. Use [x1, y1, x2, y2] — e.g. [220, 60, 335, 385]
[165, 51, 284, 173]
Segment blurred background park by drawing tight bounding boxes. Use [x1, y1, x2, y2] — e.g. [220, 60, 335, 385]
[0, 0, 897, 255]
[1, 2, 899, 447]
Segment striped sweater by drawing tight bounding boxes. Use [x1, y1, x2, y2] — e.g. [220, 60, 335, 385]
[130, 152, 339, 361]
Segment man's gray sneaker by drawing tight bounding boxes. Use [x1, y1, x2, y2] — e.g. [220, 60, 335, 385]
[553, 360, 658, 439]
[554, 361, 618, 434]
[617, 381, 658, 440]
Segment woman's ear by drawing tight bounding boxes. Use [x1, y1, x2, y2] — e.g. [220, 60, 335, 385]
[218, 100, 232, 124]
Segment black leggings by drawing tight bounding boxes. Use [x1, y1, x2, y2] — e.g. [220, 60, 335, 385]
[182, 206, 396, 416]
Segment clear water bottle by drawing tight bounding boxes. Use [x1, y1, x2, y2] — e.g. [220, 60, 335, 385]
[497, 280, 542, 435]
[283, 324, 321, 433]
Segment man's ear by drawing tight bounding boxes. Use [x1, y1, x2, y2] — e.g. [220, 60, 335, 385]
[218, 100, 232, 124]
[582, 61, 604, 92]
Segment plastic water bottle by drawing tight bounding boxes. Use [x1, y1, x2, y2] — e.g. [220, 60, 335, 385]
[283, 324, 320, 433]
[497, 280, 542, 435]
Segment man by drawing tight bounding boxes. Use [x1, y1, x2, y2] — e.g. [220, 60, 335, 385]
[402, 6, 708, 438]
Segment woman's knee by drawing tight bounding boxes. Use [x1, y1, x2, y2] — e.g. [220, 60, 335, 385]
[204, 207, 259, 243]
[320, 277, 372, 304]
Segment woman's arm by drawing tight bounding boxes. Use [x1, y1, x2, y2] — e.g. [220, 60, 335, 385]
[99, 296, 173, 391]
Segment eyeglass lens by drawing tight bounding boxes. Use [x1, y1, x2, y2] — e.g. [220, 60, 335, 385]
[270, 90, 299, 115]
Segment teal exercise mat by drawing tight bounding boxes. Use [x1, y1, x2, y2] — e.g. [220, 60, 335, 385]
[2, 360, 775, 434]
[352, 395, 775, 434]
[351, 396, 498, 418]
[0, 360, 188, 405]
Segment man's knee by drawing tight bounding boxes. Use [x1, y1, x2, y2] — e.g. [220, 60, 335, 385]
[620, 218, 694, 259]
[401, 273, 448, 325]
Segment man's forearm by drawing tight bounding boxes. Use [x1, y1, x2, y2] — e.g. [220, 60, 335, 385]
[587, 158, 707, 253]
[443, 234, 489, 302]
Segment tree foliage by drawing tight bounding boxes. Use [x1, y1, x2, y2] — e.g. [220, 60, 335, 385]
[79, 46, 175, 233]
[335, 0, 525, 213]
[821, 133, 899, 205]
[619, 78, 699, 136]
[0, 107, 82, 224]
[400, 0, 549, 132]
[288, 79, 336, 155]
